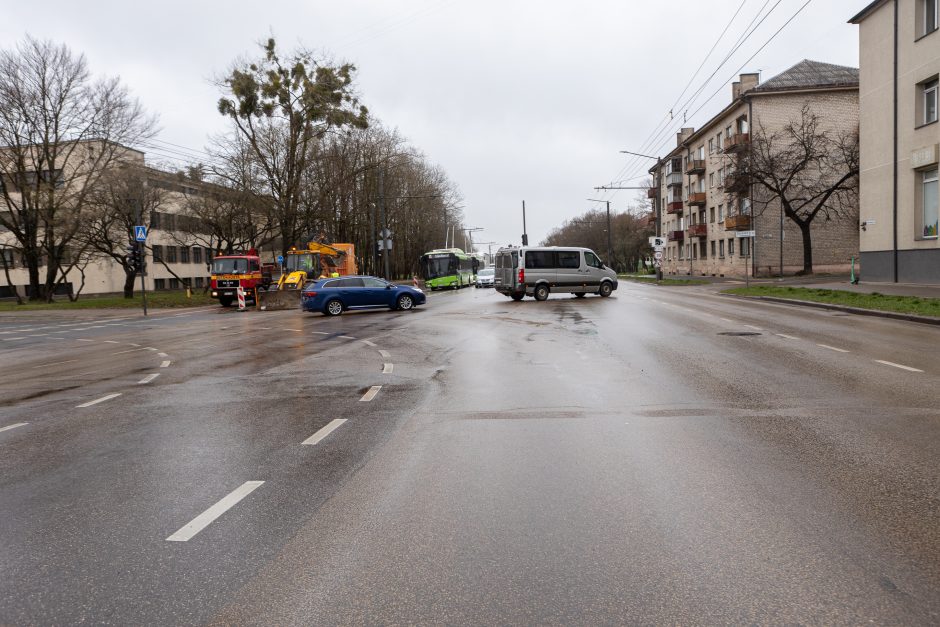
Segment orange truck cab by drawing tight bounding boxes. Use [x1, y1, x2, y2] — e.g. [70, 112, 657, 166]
[209, 249, 272, 307]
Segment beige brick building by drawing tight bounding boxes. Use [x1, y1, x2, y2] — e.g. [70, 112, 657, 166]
[649, 61, 860, 278]
[852, 0, 940, 283]
[0, 144, 225, 298]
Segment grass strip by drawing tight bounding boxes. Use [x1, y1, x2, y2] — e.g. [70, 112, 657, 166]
[620, 275, 709, 286]
[0, 291, 217, 311]
[724, 286, 940, 318]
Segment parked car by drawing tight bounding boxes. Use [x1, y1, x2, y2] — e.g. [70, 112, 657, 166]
[494, 246, 618, 301]
[475, 267, 495, 288]
[301, 276, 426, 316]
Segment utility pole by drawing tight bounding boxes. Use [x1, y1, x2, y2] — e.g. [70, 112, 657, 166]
[379, 169, 390, 281]
[521, 200, 528, 246]
[586, 198, 613, 267]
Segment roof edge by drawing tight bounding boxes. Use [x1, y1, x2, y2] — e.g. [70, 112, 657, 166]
[849, 0, 889, 24]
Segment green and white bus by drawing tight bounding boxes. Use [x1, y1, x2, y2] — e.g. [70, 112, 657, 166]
[419, 248, 477, 290]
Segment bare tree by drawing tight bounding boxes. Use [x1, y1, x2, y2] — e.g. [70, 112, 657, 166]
[215, 37, 368, 257]
[0, 36, 156, 300]
[81, 165, 166, 297]
[726, 106, 859, 275]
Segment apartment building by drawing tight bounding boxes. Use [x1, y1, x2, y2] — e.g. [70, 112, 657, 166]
[650, 61, 860, 278]
[851, 0, 940, 283]
[0, 143, 226, 298]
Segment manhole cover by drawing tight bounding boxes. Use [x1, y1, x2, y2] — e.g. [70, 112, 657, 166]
[717, 331, 762, 336]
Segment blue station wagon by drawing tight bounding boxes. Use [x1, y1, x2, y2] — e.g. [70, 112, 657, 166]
[301, 276, 427, 316]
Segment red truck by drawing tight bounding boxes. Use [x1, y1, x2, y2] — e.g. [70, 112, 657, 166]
[209, 249, 274, 307]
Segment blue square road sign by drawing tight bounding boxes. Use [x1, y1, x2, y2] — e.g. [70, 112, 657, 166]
[134, 226, 148, 242]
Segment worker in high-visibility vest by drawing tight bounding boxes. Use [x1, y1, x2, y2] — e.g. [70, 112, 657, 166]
[330, 272, 340, 278]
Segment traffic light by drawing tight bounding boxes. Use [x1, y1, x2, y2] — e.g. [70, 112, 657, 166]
[521, 234, 528, 246]
[127, 241, 142, 272]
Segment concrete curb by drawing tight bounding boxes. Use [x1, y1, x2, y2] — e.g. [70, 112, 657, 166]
[721, 293, 940, 326]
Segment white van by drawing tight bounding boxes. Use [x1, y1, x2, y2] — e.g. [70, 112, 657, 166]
[494, 246, 618, 301]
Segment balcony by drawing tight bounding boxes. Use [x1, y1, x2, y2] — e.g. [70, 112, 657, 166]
[646, 212, 656, 226]
[666, 201, 685, 215]
[688, 192, 707, 207]
[685, 159, 706, 175]
[723, 133, 750, 153]
[667, 230, 685, 242]
[687, 223, 708, 238]
[722, 171, 749, 195]
[647, 187, 658, 199]
[665, 171, 684, 187]
[724, 214, 752, 230]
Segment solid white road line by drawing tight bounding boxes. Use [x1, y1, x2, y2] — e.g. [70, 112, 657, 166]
[383, 363, 394, 374]
[77, 339, 95, 342]
[3, 337, 25, 341]
[32, 359, 78, 369]
[312, 331, 328, 335]
[166, 481, 264, 542]
[379, 350, 391, 359]
[339, 335, 355, 340]
[158, 352, 168, 357]
[817, 344, 850, 353]
[160, 360, 171, 368]
[0, 422, 28, 434]
[874, 359, 924, 373]
[112, 347, 149, 355]
[138, 373, 161, 384]
[775, 333, 800, 340]
[301, 418, 348, 446]
[360, 386, 382, 402]
[104, 340, 119, 344]
[76, 393, 122, 408]
[361, 339, 377, 347]
[719, 317, 733, 323]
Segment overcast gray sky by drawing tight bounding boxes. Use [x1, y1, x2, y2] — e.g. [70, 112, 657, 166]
[2, 0, 872, 249]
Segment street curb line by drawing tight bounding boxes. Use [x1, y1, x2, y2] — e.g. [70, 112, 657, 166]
[721, 293, 940, 326]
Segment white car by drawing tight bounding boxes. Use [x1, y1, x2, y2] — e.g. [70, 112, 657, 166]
[475, 267, 495, 288]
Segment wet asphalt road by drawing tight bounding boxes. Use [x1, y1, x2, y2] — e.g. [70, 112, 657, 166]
[0, 284, 938, 625]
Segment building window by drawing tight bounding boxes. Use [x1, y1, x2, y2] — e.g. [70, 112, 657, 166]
[708, 138, 714, 154]
[154, 278, 166, 290]
[728, 238, 735, 256]
[205, 247, 213, 262]
[711, 241, 717, 257]
[719, 240, 725, 258]
[195, 276, 204, 288]
[741, 238, 750, 257]
[166, 246, 178, 263]
[923, 79, 938, 125]
[193, 247, 202, 264]
[152, 245, 163, 262]
[710, 207, 715, 223]
[709, 173, 715, 188]
[923, 168, 939, 237]
[180, 246, 190, 263]
[169, 278, 180, 290]
[923, 0, 939, 36]
[0, 248, 14, 268]
[716, 132, 722, 150]
[718, 205, 724, 221]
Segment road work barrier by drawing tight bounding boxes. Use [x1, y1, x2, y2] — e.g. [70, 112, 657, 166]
[258, 289, 300, 311]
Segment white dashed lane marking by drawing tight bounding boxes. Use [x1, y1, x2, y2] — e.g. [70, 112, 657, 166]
[874, 360, 924, 373]
[112, 347, 150, 355]
[0, 422, 28, 434]
[32, 359, 78, 369]
[339, 335, 355, 340]
[379, 350, 391, 359]
[359, 386, 382, 402]
[383, 363, 394, 374]
[76, 393, 122, 408]
[138, 373, 161, 384]
[160, 361, 172, 368]
[361, 339, 377, 347]
[817, 344, 850, 353]
[775, 333, 800, 340]
[166, 481, 265, 542]
[301, 419, 348, 446]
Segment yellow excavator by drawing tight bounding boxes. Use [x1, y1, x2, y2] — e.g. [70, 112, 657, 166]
[259, 241, 358, 310]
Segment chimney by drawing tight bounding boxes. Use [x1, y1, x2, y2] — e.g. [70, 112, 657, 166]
[676, 127, 695, 147]
[733, 73, 761, 99]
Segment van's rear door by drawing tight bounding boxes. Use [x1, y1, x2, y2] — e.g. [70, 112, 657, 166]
[495, 250, 517, 291]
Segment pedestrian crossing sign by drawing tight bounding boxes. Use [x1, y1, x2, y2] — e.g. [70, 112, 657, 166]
[134, 226, 147, 242]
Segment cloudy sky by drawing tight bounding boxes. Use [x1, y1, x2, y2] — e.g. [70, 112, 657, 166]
[2, 0, 872, 249]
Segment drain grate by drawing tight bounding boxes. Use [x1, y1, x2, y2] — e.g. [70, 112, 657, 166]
[718, 331, 762, 336]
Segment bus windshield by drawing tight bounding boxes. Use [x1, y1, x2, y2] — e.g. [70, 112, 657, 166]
[422, 255, 456, 280]
[212, 258, 248, 274]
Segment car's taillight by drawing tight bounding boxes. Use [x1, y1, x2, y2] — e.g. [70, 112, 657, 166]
[518, 269, 525, 283]
[302, 291, 316, 297]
